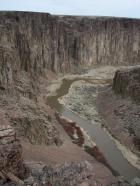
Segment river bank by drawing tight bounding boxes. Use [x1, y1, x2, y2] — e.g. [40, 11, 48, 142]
[46, 65, 140, 97]
[46, 66, 140, 172]
[58, 79, 140, 171]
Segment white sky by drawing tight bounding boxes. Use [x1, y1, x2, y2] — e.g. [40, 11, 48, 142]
[0, 0, 140, 18]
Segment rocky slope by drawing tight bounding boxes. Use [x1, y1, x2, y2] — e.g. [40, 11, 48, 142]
[112, 67, 140, 151]
[97, 67, 140, 168]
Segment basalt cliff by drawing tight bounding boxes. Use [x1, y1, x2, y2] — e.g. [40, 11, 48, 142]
[113, 67, 140, 103]
[97, 67, 140, 165]
[0, 11, 140, 97]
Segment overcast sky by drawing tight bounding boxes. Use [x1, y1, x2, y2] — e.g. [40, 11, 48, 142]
[0, 0, 140, 18]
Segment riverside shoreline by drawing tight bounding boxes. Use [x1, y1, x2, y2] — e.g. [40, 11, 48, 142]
[46, 66, 140, 171]
[58, 80, 140, 171]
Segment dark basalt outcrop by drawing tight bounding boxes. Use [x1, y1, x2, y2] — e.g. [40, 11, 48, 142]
[113, 67, 140, 103]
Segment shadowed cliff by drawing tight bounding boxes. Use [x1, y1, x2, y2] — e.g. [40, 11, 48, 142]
[113, 67, 140, 103]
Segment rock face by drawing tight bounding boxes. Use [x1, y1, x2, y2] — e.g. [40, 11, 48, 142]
[0, 11, 140, 104]
[0, 125, 27, 185]
[0, 12, 65, 146]
[39, 162, 95, 186]
[0, 12, 140, 83]
[113, 67, 140, 103]
[0, 92, 62, 146]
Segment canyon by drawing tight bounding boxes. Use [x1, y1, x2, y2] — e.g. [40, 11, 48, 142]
[0, 11, 140, 185]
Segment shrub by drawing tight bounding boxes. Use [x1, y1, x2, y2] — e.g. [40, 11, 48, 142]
[75, 126, 83, 137]
[84, 145, 119, 177]
[57, 117, 75, 138]
[77, 137, 84, 147]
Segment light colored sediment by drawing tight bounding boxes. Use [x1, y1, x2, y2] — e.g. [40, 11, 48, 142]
[46, 65, 140, 98]
[104, 128, 140, 170]
[58, 80, 104, 126]
[46, 77, 63, 97]
[48, 66, 140, 171]
[80, 127, 96, 148]
[59, 81, 140, 170]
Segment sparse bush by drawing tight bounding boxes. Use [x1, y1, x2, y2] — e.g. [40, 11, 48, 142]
[84, 145, 119, 177]
[57, 117, 75, 138]
[75, 126, 83, 137]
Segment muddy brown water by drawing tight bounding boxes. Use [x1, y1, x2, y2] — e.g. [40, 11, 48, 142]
[47, 78, 140, 181]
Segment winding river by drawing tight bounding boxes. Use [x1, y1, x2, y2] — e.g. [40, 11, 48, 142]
[47, 78, 140, 181]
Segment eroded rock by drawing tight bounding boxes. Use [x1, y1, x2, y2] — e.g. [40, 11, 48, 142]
[0, 126, 28, 185]
[113, 67, 140, 103]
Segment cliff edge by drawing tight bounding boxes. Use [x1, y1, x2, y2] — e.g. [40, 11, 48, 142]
[113, 67, 140, 103]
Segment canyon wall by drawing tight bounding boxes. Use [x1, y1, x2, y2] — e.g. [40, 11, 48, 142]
[0, 11, 140, 93]
[0, 12, 140, 89]
[113, 67, 140, 103]
[0, 11, 140, 146]
[57, 15, 140, 68]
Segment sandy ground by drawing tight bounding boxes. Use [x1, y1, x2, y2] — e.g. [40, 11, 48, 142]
[47, 66, 140, 171]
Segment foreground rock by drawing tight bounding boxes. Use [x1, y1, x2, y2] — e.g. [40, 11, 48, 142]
[0, 125, 27, 185]
[0, 128, 127, 186]
[1, 161, 129, 186]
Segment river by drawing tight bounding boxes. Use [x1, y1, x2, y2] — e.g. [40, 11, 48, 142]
[47, 78, 140, 181]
